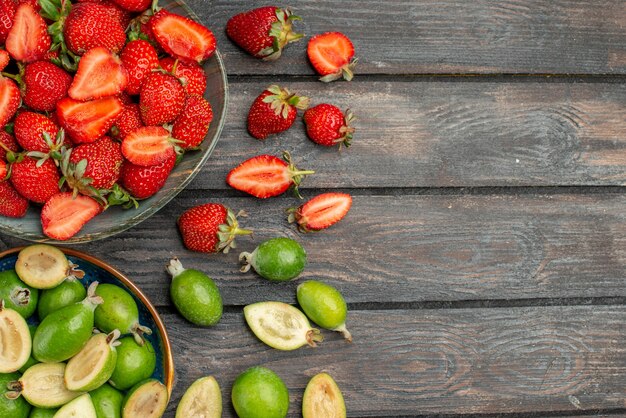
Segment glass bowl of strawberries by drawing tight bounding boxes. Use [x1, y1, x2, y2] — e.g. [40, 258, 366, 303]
[0, 0, 228, 243]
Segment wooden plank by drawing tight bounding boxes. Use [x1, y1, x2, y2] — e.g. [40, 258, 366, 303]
[190, 0, 626, 75]
[185, 80, 626, 189]
[161, 306, 626, 416]
[3, 193, 620, 307]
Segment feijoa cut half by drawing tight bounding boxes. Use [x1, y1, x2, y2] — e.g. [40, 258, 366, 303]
[109, 336, 157, 390]
[0, 300, 32, 373]
[53, 393, 97, 418]
[90, 383, 123, 418]
[95, 284, 152, 345]
[65, 330, 121, 392]
[6, 363, 83, 408]
[15, 244, 71, 289]
[239, 237, 307, 281]
[122, 379, 168, 418]
[244, 301, 323, 350]
[176, 376, 221, 418]
[297, 280, 352, 342]
[302, 373, 346, 418]
[0, 270, 39, 318]
[38, 277, 87, 320]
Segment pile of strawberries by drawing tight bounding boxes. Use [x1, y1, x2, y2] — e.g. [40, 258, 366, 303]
[178, 6, 357, 252]
[0, 0, 216, 239]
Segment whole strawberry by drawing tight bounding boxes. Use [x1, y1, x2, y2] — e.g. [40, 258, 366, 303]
[0, 0, 16, 44]
[0, 181, 29, 218]
[0, 132, 20, 160]
[110, 103, 144, 140]
[65, 136, 123, 191]
[303, 104, 355, 148]
[172, 95, 213, 149]
[178, 203, 252, 253]
[99, 0, 131, 27]
[23, 61, 73, 112]
[139, 72, 186, 125]
[247, 85, 309, 139]
[10, 156, 60, 203]
[226, 6, 303, 60]
[120, 152, 176, 199]
[121, 39, 159, 95]
[0, 76, 21, 128]
[6, 3, 51, 63]
[159, 57, 206, 96]
[64, 2, 127, 55]
[0, 50, 9, 71]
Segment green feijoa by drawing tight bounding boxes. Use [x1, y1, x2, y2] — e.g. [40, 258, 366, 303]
[94, 284, 152, 345]
[0, 372, 31, 418]
[297, 280, 352, 342]
[33, 282, 103, 363]
[19, 325, 39, 373]
[29, 407, 59, 418]
[38, 277, 87, 320]
[231, 366, 289, 418]
[0, 270, 39, 318]
[65, 331, 120, 392]
[239, 237, 306, 281]
[302, 373, 346, 418]
[109, 336, 156, 391]
[53, 393, 97, 418]
[166, 259, 222, 326]
[90, 383, 123, 418]
[15, 244, 70, 289]
[121, 379, 168, 418]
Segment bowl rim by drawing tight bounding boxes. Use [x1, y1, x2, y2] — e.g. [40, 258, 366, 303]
[0, 246, 175, 396]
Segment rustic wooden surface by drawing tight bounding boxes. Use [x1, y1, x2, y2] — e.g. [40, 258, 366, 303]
[2, 1, 626, 417]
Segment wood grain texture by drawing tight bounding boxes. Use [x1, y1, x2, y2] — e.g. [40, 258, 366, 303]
[182, 80, 626, 189]
[160, 306, 626, 416]
[188, 0, 626, 75]
[2, 193, 621, 307]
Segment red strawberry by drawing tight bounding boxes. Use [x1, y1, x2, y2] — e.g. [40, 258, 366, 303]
[16, 0, 39, 12]
[0, 160, 6, 179]
[13, 112, 64, 153]
[66, 136, 123, 190]
[178, 203, 252, 253]
[159, 57, 206, 96]
[64, 2, 126, 55]
[0, 181, 28, 218]
[68, 47, 128, 101]
[120, 151, 176, 199]
[0, 50, 9, 71]
[226, 6, 303, 61]
[288, 192, 352, 232]
[98, 0, 131, 27]
[10, 156, 60, 203]
[303, 104, 355, 148]
[110, 103, 143, 140]
[56, 96, 124, 144]
[0, 76, 20, 128]
[0, 0, 16, 44]
[307, 32, 356, 82]
[110, 0, 149, 13]
[116, 92, 133, 105]
[121, 126, 176, 166]
[139, 72, 185, 125]
[247, 85, 309, 139]
[121, 40, 159, 95]
[0, 131, 20, 160]
[41, 192, 101, 240]
[226, 152, 314, 199]
[5, 4, 51, 63]
[150, 10, 216, 64]
[172, 95, 213, 149]
[23, 61, 73, 112]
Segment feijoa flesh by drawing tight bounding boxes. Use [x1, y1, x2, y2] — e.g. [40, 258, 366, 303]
[0, 269, 38, 318]
[122, 379, 168, 418]
[297, 280, 352, 341]
[94, 283, 152, 345]
[38, 277, 86, 320]
[65, 330, 121, 392]
[0, 372, 31, 418]
[239, 237, 306, 281]
[231, 366, 289, 418]
[0, 300, 32, 373]
[302, 373, 346, 418]
[53, 393, 97, 418]
[15, 244, 71, 289]
[19, 324, 39, 373]
[90, 383, 123, 418]
[176, 375, 221, 418]
[109, 336, 156, 390]
[6, 362, 83, 408]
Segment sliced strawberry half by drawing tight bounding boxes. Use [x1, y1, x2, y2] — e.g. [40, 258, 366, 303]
[121, 126, 176, 166]
[0, 50, 9, 71]
[41, 192, 102, 240]
[226, 152, 314, 199]
[288, 192, 352, 232]
[0, 77, 20, 128]
[5, 3, 51, 63]
[57, 96, 124, 144]
[150, 9, 216, 64]
[69, 47, 129, 101]
[307, 31, 356, 82]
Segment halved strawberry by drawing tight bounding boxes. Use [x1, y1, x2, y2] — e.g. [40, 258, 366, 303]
[5, 3, 51, 63]
[0, 76, 20, 128]
[150, 9, 216, 64]
[307, 32, 356, 82]
[121, 126, 176, 166]
[69, 47, 128, 101]
[56, 96, 124, 144]
[288, 192, 352, 232]
[226, 152, 314, 199]
[41, 192, 102, 240]
[0, 50, 9, 71]
[0, 181, 29, 218]
[0, 160, 7, 179]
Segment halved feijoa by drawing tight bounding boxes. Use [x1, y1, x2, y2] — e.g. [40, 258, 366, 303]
[297, 280, 352, 342]
[90, 383, 123, 418]
[6, 363, 83, 408]
[65, 330, 120, 392]
[302, 373, 346, 418]
[15, 244, 70, 289]
[244, 301, 323, 350]
[0, 372, 31, 418]
[19, 324, 39, 373]
[175, 376, 221, 418]
[95, 283, 151, 345]
[109, 336, 156, 390]
[38, 277, 87, 320]
[0, 300, 32, 373]
[0, 269, 39, 318]
[122, 379, 168, 418]
[53, 393, 97, 418]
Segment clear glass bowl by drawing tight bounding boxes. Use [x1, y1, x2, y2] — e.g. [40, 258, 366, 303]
[0, 0, 228, 243]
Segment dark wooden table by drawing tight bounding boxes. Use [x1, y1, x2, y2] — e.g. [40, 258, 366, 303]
[4, 1, 626, 416]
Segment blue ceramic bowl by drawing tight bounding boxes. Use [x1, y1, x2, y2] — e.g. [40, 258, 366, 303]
[0, 247, 174, 395]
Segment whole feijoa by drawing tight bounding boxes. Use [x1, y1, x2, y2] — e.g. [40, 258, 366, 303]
[37, 277, 86, 320]
[239, 237, 306, 281]
[231, 366, 289, 418]
[90, 383, 124, 418]
[0, 270, 38, 319]
[109, 336, 157, 391]
[0, 372, 31, 418]
[297, 280, 352, 341]
[94, 283, 152, 344]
